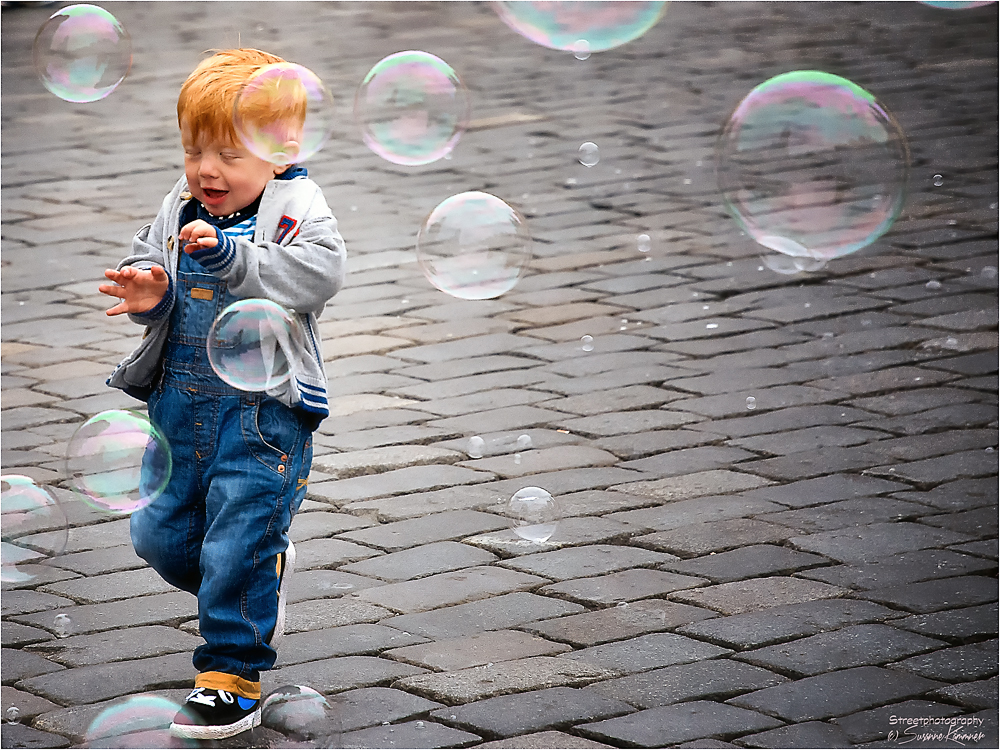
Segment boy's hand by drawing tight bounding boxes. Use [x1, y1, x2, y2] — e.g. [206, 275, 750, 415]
[99, 266, 170, 316]
[179, 219, 219, 254]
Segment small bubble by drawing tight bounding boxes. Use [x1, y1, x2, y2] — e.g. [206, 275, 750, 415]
[746, 396, 756, 410]
[578, 142, 600, 167]
[616, 601, 629, 609]
[5, 707, 20, 724]
[415, 721, 425, 730]
[514, 453, 522, 465]
[636, 234, 651, 253]
[468, 436, 485, 459]
[332, 582, 354, 590]
[53, 613, 73, 638]
[706, 323, 719, 329]
[516, 435, 533, 450]
[987, 447, 995, 453]
[564, 177, 577, 187]
[945, 337, 960, 348]
[981, 266, 998, 280]
[683, 178, 692, 185]
[443, 151, 453, 160]
[702, 305, 710, 310]
[382, 721, 390, 726]
[932, 174, 944, 187]
[450, 715, 457, 720]
[804, 303, 811, 308]
[991, 202, 998, 210]
[350, 205, 358, 211]
[925, 280, 942, 290]
[861, 319, 872, 327]
[695, 160, 703, 167]
[572, 39, 591, 60]
[580, 335, 594, 352]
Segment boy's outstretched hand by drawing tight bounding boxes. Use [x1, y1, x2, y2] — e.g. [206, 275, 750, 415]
[179, 219, 218, 254]
[100, 266, 170, 316]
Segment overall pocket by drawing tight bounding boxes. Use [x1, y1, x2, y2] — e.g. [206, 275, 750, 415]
[240, 397, 302, 475]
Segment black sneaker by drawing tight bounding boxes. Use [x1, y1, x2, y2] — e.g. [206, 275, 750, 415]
[170, 687, 261, 740]
[269, 539, 295, 648]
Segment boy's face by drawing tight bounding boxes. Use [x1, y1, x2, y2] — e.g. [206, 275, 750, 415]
[182, 127, 287, 217]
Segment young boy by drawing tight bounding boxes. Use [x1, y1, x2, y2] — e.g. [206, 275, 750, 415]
[100, 48, 346, 740]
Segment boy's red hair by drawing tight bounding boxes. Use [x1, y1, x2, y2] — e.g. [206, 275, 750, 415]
[177, 48, 286, 144]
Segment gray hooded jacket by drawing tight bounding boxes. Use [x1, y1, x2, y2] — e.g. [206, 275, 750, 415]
[106, 174, 346, 427]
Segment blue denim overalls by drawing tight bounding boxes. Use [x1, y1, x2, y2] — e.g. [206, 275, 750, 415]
[130, 248, 312, 682]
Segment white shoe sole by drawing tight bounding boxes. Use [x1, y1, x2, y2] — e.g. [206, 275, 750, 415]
[269, 539, 295, 648]
[170, 706, 261, 740]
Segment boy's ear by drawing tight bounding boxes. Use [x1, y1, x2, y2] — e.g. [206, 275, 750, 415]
[273, 163, 291, 176]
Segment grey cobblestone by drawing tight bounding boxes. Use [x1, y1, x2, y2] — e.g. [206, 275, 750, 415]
[584, 659, 787, 709]
[727, 666, 945, 722]
[385, 630, 571, 672]
[678, 600, 900, 651]
[737, 623, 946, 677]
[430, 686, 631, 739]
[394, 656, 615, 705]
[577, 701, 783, 748]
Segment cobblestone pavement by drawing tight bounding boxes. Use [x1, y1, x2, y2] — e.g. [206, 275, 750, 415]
[2, 2, 998, 748]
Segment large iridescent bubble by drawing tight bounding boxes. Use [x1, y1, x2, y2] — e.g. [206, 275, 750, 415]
[262, 685, 341, 745]
[84, 694, 196, 748]
[65, 410, 172, 514]
[207, 299, 306, 391]
[717, 71, 909, 261]
[493, 1, 667, 53]
[354, 51, 470, 166]
[32, 4, 132, 103]
[918, 1, 995, 8]
[417, 192, 532, 300]
[234, 62, 335, 165]
[1, 476, 68, 585]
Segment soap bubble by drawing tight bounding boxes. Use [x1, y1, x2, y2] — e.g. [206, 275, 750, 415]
[578, 142, 600, 167]
[573, 39, 592, 60]
[5, 707, 20, 724]
[262, 685, 340, 744]
[746, 396, 757, 410]
[516, 434, 533, 450]
[417, 191, 532, 300]
[65, 410, 172, 514]
[493, 1, 667, 53]
[580, 335, 595, 352]
[84, 694, 195, 748]
[762, 254, 827, 275]
[2, 475, 68, 585]
[925, 279, 942, 290]
[355, 50, 470, 166]
[717, 71, 909, 261]
[636, 234, 651, 253]
[207, 299, 306, 391]
[53, 613, 73, 638]
[468, 436, 486, 458]
[32, 4, 132, 103]
[508, 486, 559, 543]
[918, 0, 995, 7]
[932, 174, 944, 187]
[234, 62, 335, 165]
